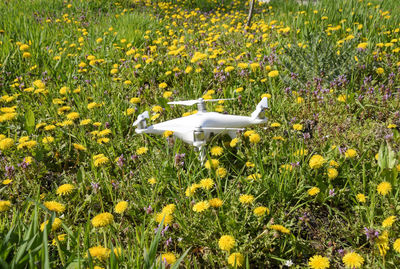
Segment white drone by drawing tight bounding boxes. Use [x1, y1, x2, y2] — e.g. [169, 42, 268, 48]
[133, 97, 268, 160]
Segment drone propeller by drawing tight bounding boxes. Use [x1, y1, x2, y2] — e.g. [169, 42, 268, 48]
[167, 100, 199, 106]
[168, 98, 235, 106]
[133, 111, 149, 126]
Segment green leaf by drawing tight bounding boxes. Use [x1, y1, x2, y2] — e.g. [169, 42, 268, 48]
[377, 143, 387, 170]
[377, 142, 397, 171]
[42, 221, 50, 269]
[170, 248, 190, 269]
[387, 144, 397, 169]
[65, 261, 80, 269]
[25, 107, 35, 135]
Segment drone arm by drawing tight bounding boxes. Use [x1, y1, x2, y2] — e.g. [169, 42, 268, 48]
[251, 97, 268, 120]
[133, 111, 149, 130]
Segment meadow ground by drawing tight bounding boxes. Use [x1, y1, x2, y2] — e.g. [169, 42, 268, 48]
[0, 0, 400, 268]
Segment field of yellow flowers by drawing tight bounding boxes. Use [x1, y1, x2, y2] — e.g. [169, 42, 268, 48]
[1, 0, 400, 267]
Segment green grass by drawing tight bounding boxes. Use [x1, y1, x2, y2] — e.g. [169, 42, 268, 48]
[0, 0, 400, 267]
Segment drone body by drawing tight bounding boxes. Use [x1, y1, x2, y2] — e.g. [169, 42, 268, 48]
[134, 97, 268, 160]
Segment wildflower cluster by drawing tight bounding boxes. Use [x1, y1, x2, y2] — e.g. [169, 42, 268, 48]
[1, 0, 400, 267]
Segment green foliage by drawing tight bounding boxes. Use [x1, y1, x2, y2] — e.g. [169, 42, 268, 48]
[0, 0, 400, 267]
[0, 204, 51, 268]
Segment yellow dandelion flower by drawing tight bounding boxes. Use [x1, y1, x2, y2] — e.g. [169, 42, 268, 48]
[87, 246, 110, 261]
[377, 181, 392, 196]
[22, 52, 31, 58]
[268, 70, 279, 78]
[293, 123, 303, 131]
[376, 67, 384, 75]
[136, 147, 148, 155]
[356, 193, 366, 203]
[0, 138, 14, 150]
[125, 108, 135, 116]
[239, 194, 254, 204]
[309, 155, 326, 169]
[270, 224, 290, 234]
[44, 125, 56, 131]
[159, 82, 168, 89]
[376, 231, 389, 256]
[43, 201, 65, 213]
[246, 162, 255, 167]
[224, 66, 234, 72]
[247, 173, 261, 181]
[56, 184, 75, 196]
[393, 238, 400, 253]
[228, 253, 244, 267]
[51, 234, 67, 246]
[210, 146, 223, 156]
[216, 167, 227, 178]
[308, 187, 320, 196]
[185, 183, 201, 197]
[244, 130, 255, 137]
[329, 160, 339, 168]
[113, 247, 122, 258]
[342, 252, 364, 268]
[218, 235, 235, 251]
[97, 137, 110, 144]
[253, 206, 269, 217]
[19, 44, 29, 51]
[357, 42, 367, 49]
[0, 112, 18, 122]
[327, 168, 338, 179]
[130, 97, 141, 104]
[73, 143, 86, 151]
[94, 156, 109, 167]
[163, 130, 173, 138]
[308, 255, 330, 269]
[345, 149, 357, 158]
[249, 133, 261, 144]
[91, 212, 114, 227]
[261, 93, 272, 99]
[237, 62, 248, 69]
[296, 96, 304, 103]
[337, 95, 347, 102]
[152, 105, 163, 113]
[42, 136, 54, 144]
[193, 201, 210, 212]
[40, 218, 62, 232]
[87, 102, 100, 109]
[230, 138, 238, 147]
[161, 204, 176, 215]
[204, 159, 219, 169]
[200, 178, 214, 190]
[115, 201, 128, 214]
[33, 80, 45, 89]
[382, 215, 396, 228]
[0, 200, 11, 212]
[66, 112, 80, 120]
[161, 252, 176, 265]
[59, 86, 70, 95]
[98, 129, 112, 137]
[209, 198, 223, 208]
[2, 179, 12, 185]
[155, 213, 173, 226]
[163, 91, 172, 98]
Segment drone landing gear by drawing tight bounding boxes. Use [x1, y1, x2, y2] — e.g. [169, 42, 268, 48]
[196, 146, 206, 163]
